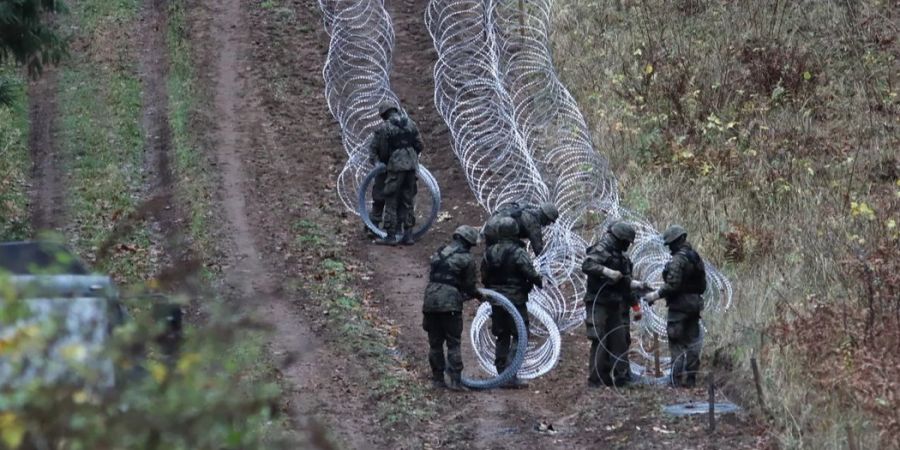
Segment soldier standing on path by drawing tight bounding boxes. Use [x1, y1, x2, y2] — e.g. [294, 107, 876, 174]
[482, 202, 559, 256]
[481, 217, 543, 389]
[422, 225, 483, 391]
[367, 101, 424, 245]
[643, 225, 708, 388]
[582, 222, 650, 387]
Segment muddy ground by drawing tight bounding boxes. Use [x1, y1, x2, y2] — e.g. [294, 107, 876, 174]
[26, 0, 770, 448]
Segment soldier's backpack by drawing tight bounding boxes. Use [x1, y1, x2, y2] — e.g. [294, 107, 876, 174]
[482, 202, 526, 244]
[385, 116, 419, 171]
[663, 247, 707, 315]
[428, 245, 465, 287]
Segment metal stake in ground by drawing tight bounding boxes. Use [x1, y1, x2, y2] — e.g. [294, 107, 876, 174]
[707, 375, 716, 433]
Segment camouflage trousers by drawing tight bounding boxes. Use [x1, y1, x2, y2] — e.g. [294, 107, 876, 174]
[369, 172, 387, 226]
[667, 316, 703, 388]
[382, 170, 417, 235]
[490, 303, 529, 374]
[585, 302, 629, 385]
[423, 311, 463, 381]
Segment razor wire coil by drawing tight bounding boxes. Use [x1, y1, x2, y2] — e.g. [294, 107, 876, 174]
[318, 0, 733, 379]
[427, 0, 734, 375]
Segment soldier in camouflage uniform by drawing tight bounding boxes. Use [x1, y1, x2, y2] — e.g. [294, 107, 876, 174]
[582, 222, 649, 387]
[482, 202, 559, 256]
[423, 225, 483, 391]
[481, 217, 543, 389]
[643, 225, 707, 388]
[367, 101, 424, 245]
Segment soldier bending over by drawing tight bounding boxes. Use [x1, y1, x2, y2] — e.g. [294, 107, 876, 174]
[481, 217, 543, 389]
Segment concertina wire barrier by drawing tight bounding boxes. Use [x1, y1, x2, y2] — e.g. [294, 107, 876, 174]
[319, 0, 733, 379]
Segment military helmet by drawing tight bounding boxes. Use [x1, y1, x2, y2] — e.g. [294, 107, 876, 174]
[539, 202, 559, 222]
[378, 101, 399, 119]
[496, 217, 520, 239]
[662, 225, 688, 245]
[453, 225, 479, 246]
[609, 221, 636, 243]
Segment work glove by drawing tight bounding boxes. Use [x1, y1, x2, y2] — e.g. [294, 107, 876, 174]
[631, 304, 642, 322]
[642, 290, 661, 305]
[630, 280, 650, 290]
[601, 267, 623, 281]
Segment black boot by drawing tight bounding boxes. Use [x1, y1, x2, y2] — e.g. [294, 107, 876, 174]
[375, 233, 400, 246]
[400, 229, 415, 245]
[431, 372, 446, 388]
[446, 376, 468, 392]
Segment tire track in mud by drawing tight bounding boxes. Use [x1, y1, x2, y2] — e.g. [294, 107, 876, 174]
[137, 0, 193, 283]
[195, 0, 379, 447]
[28, 70, 65, 233]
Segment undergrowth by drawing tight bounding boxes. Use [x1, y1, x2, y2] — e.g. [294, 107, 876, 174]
[554, 0, 898, 447]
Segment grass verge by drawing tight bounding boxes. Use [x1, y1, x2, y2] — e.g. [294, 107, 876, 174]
[0, 69, 30, 240]
[553, 0, 897, 446]
[56, 0, 151, 282]
[291, 218, 435, 428]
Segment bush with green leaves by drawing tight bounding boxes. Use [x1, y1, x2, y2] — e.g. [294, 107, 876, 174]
[0, 261, 292, 449]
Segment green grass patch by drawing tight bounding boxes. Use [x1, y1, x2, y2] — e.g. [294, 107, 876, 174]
[166, 0, 215, 269]
[56, 0, 149, 282]
[293, 219, 434, 428]
[0, 69, 30, 240]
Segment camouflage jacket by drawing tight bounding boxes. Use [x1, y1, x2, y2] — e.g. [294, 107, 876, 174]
[582, 234, 635, 305]
[480, 239, 541, 304]
[659, 244, 707, 315]
[368, 115, 423, 172]
[423, 241, 478, 313]
[483, 204, 546, 255]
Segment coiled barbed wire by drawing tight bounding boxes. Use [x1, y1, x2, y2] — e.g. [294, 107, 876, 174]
[318, 0, 733, 378]
[318, 0, 400, 210]
[318, 0, 561, 379]
[426, 0, 568, 379]
[428, 0, 734, 376]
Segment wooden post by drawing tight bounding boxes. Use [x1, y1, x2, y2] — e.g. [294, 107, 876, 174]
[707, 376, 716, 433]
[750, 357, 766, 412]
[846, 425, 859, 450]
[653, 333, 661, 377]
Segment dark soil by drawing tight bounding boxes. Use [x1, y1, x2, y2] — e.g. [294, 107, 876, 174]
[27, 69, 65, 233]
[137, 0, 194, 283]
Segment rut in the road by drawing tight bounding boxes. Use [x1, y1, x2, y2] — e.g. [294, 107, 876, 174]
[137, 0, 195, 285]
[194, 0, 381, 447]
[28, 69, 65, 234]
